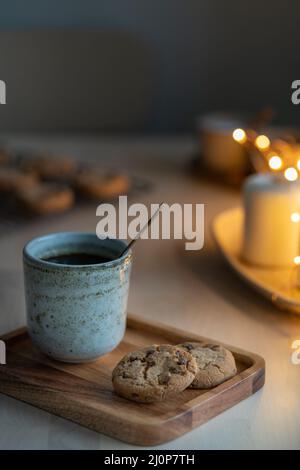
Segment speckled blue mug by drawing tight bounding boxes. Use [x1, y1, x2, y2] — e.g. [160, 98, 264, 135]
[23, 232, 132, 363]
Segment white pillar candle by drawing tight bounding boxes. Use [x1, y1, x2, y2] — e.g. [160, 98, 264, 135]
[197, 113, 247, 174]
[242, 173, 300, 267]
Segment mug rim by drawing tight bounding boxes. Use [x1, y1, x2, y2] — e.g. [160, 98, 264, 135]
[23, 231, 132, 270]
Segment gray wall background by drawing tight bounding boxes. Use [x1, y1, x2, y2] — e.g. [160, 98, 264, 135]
[0, 0, 299, 132]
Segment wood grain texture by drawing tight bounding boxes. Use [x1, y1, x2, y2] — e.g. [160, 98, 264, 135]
[0, 314, 265, 446]
[212, 207, 300, 314]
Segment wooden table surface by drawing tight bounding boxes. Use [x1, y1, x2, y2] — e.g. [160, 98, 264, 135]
[0, 134, 299, 450]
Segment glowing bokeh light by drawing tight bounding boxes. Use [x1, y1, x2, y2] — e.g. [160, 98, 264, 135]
[255, 135, 270, 150]
[268, 155, 282, 170]
[232, 128, 247, 143]
[284, 167, 298, 182]
[291, 212, 300, 223]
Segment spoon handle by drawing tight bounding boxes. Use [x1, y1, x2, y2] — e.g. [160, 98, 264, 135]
[119, 203, 163, 257]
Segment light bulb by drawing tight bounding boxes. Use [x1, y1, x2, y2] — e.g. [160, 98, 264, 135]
[255, 135, 270, 150]
[284, 167, 298, 182]
[268, 155, 282, 170]
[232, 128, 247, 143]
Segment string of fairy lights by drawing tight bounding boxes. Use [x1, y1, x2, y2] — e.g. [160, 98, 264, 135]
[232, 128, 300, 182]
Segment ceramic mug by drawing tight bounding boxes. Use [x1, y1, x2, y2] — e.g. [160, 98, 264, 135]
[23, 232, 132, 363]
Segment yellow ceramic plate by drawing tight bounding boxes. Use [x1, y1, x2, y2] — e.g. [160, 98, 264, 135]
[212, 207, 300, 314]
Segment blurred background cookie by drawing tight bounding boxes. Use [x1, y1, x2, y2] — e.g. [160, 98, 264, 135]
[16, 183, 74, 215]
[0, 148, 10, 165]
[0, 167, 38, 193]
[74, 170, 131, 199]
[22, 155, 77, 180]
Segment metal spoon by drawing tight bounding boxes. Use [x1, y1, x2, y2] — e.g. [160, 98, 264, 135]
[119, 202, 163, 257]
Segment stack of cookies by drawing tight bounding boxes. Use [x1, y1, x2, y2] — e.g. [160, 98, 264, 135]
[112, 342, 237, 403]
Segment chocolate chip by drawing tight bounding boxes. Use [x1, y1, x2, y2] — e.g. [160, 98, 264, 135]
[176, 352, 188, 365]
[146, 359, 155, 367]
[129, 356, 139, 362]
[122, 371, 131, 379]
[145, 348, 156, 357]
[183, 343, 194, 351]
[159, 373, 171, 385]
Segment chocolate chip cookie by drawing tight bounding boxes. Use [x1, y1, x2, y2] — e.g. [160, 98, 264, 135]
[178, 342, 237, 389]
[112, 344, 198, 403]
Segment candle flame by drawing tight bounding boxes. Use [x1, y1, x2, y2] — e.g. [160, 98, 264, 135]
[294, 256, 300, 265]
[255, 135, 270, 150]
[232, 128, 247, 143]
[268, 155, 282, 170]
[284, 167, 298, 182]
[297, 160, 300, 171]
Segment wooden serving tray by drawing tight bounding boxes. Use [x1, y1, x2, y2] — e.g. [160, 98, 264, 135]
[0, 314, 265, 446]
[212, 207, 300, 315]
